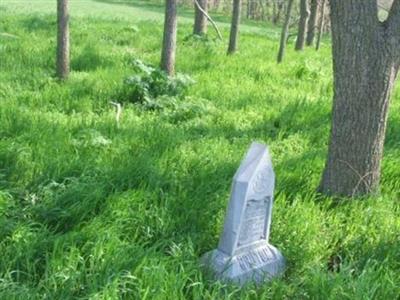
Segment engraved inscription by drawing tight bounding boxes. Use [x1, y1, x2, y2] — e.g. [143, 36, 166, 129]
[237, 196, 271, 247]
[252, 168, 269, 194]
[237, 247, 274, 271]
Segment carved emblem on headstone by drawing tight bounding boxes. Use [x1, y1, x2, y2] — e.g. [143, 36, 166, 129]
[201, 142, 285, 285]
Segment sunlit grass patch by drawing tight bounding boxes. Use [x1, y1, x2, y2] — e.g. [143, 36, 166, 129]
[0, 1, 399, 299]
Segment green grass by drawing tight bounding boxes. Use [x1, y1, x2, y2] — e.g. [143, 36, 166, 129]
[0, 0, 400, 299]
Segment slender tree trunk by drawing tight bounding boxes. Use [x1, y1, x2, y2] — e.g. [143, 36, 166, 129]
[272, 1, 277, 23]
[246, 0, 250, 19]
[306, 0, 319, 46]
[295, 0, 310, 50]
[249, 0, 257, 19]
[259, 0, 266, 20]
[265, 0, 272, 21]
[277, 0, 294, 63]
[213, 0, 220, 11]
[227, 0, 241, 54]
[56, 0, 69, 80]
[161, 0, 177, 76]
[273, 2, 284, 24]
[194, 0, 208, 35]
[315, 0, 326, 51]
[319, 0, 400, 197]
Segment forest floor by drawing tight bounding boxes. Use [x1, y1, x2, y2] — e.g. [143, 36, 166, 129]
[1, 0, 400, 299]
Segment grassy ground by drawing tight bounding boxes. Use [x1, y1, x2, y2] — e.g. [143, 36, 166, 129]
[1, 0, 400, 299]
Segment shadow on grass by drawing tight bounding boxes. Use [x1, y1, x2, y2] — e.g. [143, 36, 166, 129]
[0, 107, 235, 239]
[185, 97, 330, 143]
[91, 0, 272, 31]
[21, 15, 55, 32]
[93, 0, 196, 21]
[0, 90, 337, 239]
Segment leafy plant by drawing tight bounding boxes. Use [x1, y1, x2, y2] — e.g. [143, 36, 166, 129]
[119, 59, 195, 105]
[142, 95, 216, 123]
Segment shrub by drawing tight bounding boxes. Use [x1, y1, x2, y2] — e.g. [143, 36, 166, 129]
[119, 59, 195, 105]
[116, 59, 214, 123]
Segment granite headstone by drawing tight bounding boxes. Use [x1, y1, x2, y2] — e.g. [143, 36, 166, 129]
[201, 142, 285, 285]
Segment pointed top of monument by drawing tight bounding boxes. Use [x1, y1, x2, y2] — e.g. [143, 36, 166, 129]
[233, 142, 274, 186]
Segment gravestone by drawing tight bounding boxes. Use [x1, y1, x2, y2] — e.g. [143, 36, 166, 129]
[201, 142, 285, 285]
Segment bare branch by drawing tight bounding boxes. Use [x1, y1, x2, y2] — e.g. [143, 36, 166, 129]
[193, 0, 223, 40]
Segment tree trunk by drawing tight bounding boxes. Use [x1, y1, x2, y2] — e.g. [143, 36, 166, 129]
[259, 0, 266, 20]
[295, 0, 310, 50]
[319, 0, 400, 197]
[227, 0, 241, 54]
[194, 0, 208, 35]
[272, 1, 277, 23]
[265, 0, 272, 22]
[249, 0, 257, 19]
[56, 0, 69, 80]
[277, 0, 294, 63]
[161, 0, 178, 76]
[273, 2, 284, 24]
[306, 0, 319, 46]
[213, 0, 221, 11]
[315, 0, 326, 50]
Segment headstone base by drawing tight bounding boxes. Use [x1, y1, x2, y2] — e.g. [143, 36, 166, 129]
[201, 244, 285, 285]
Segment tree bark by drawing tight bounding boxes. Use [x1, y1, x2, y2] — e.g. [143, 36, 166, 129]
[277, 0, 294, 63]
[273, 2, 284, 24]
[193, 0, 208, 35]
[227, 0, 241, 54]
[315, 0, 326, 51]
[194, 0, 222, 39]
[161, 0, 178, 76]
[258, 0, 266, 20]
[248, 0, 257, 19]
[319, 0, 400, 197]
[56, 0, 69, 80]
[213, 0, 221, 11]
[295, 0, 310, 50]
[306, 0, 319, 46]
[273, 1, 277, 24]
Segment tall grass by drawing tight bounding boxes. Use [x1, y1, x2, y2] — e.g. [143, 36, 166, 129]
[0, 1, 399, 299]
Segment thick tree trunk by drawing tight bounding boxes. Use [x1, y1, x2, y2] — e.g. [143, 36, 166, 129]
[319, 0, 400, 197]
[315, 0, 326, 51]
[295, 0, 310, 50]
[161, 0, 178, 76]
[56, 0, 69, 80]
[306, 0, 319, 46]
[227, 0, 241, 54]
[277, 0, 294, 63]
[193, 0, 208, 35]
